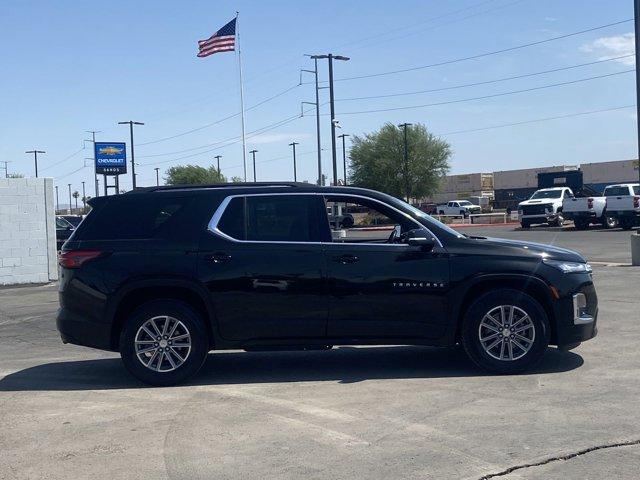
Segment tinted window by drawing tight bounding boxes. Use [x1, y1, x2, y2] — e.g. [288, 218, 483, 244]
[80, 195, 192, 240]
[245, 195, 321, 242]
[634, 186, 640, 195]
[217, 197, 245, 240]
[604, 186, 630, 196]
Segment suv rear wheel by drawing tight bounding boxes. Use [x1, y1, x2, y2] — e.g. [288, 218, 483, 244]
[461, 289, 550, 374]
[120, 300, 209, 386]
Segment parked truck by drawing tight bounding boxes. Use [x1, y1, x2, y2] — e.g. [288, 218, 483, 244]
[604, 183, 640, 230]
[437, 200, 482, 218]
[517, 187, 573, 228]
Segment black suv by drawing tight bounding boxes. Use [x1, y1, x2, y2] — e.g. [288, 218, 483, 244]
[57, 183, 597, 385]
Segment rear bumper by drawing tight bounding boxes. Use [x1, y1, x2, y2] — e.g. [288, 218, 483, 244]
[56, 307, 114, 351]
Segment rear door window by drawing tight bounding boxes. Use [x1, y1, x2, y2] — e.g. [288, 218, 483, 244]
[245, 195, 322, 242]
[604, 186, 630, 196]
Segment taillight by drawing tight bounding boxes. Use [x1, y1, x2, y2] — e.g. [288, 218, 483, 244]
[634, 196, 640, 208]
[587, 197, 594, 209]
[58, 250, 103, 269]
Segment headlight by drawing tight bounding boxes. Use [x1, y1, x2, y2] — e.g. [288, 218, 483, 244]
[543, 259, 592, 273]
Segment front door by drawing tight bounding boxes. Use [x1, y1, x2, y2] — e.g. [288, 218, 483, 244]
[198, 193, 328, 342]
[323, 195, 450, 339]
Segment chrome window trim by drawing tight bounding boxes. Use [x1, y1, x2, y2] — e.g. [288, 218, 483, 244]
[207, 192, 443, 248]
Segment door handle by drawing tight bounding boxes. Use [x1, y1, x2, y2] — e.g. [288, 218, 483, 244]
[205, 252, 231, 263]
[334, 254, 359, 264]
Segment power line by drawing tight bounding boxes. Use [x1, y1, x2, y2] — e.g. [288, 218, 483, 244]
[338, 54, 635, 101]
[332, 19, 633, 82]
[138, 83, 301, 146]
[438, 104, 636, 135]
[39, 146, 84, 171]
[337, 69, 635, 115]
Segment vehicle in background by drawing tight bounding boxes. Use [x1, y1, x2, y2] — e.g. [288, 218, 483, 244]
[467, 195, 492, 213]
[517, 187, 573, 228]
[604, 183, 640, 230]
[415, 202, 438, 215]
[561, 185, 607, 230]
[437, 200, 482, 217]
[55, 216, 75, 250]
[60, 215, 84, 228]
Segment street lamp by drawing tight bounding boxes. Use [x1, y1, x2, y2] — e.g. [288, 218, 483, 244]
[250, 149, 258, 182]
[25, 150, 45, 178]
[118, 121, 144, 189]
[289, 142, 299, 182]
[310, 54, 350, 186]
[337, 134, 350, 185]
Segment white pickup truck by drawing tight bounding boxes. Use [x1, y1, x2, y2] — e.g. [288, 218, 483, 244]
[437, 200, 482, 218]
[562, 187, 608, 230]
[518, 187, 572, 228]
[603, 183, 640, 230]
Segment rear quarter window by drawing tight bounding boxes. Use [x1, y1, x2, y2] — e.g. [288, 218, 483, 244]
[79, 195, 194, 240]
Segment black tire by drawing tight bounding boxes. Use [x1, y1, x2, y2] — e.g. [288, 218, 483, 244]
[574, 219, 589, 230]
[550, 212, 564, 227]
[461, 289, 550, 374]
[604, 214, 618, 229]
[520, 221, 530, 229]
[438, 210, 445, 215]
[120, 300, 209, 386]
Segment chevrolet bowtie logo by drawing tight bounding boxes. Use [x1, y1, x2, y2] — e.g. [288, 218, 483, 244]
[393, 282, 445, 288]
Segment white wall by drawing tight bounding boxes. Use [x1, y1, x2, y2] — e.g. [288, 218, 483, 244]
[0, 178, 58, 285]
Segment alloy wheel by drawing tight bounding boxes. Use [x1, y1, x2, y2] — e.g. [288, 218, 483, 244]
[134, 315, 192, 372]
[478, 305, 535, 361]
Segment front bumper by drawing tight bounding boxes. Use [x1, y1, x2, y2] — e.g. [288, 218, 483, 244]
[552, 283, 598, 347]
[519, 212, 559, 223]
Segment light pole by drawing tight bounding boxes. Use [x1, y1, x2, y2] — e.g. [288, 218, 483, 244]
[154, 167, 160, 186]
[25, 150, 45, 178]
[81, 181, 86, 213]
[250, 149, 258, 182]
[635, 0, 640, 185]
[398, 123, 412, 203]
[289, 142, 299, 182]
[67, 183, 72, 215]
[311, 54, 350, 186]
[55, 185, 59, 213]
[302, 57, 322, 185]
[118, 121, 144, 189]
[214, 155, 222, 176]
[86, 130, 101, 197]
[338, 134, 350, 185]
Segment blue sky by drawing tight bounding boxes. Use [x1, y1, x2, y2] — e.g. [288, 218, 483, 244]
[0, 0, 636, 194]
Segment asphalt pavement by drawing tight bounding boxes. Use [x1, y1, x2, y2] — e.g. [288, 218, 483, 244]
[1, 227, 638, 480]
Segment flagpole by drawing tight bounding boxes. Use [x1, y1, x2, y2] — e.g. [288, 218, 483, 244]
[236, 11, 248, 181]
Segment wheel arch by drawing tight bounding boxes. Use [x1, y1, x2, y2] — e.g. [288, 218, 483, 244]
[452, 274, 557, 343]
[108, 278, 217, 351]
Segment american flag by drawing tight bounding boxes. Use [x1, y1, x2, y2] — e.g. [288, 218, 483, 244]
[197, 18, 236, 58]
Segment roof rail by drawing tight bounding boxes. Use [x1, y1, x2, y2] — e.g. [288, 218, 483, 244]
[127, 182, 309, 193]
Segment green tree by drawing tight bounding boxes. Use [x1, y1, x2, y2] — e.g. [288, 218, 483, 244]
[230, 176, 244, 183]
[349, 123, 451, 201]
[165, 164, 226, 185]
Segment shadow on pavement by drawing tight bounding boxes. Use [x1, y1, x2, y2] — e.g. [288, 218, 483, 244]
[0, 346, 583, 391]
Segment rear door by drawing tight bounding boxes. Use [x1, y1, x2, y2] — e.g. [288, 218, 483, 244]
[198, 193, 329, 342]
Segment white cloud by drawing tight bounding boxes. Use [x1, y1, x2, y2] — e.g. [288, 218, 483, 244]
[581, 32, 635, 66]
[249, 133, 312, 145]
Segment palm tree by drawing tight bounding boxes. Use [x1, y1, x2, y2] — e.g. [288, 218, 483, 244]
[72, 191, 79, 213]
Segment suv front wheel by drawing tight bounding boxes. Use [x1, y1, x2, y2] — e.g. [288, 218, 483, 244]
[120, 300, 209, 386]
[461, 289, 550, 374]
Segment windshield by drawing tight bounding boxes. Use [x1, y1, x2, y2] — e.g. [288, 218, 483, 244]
[530, 190, 562, 199]
[458, 201, 472, 206]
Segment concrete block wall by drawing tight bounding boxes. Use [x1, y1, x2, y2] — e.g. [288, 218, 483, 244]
[0, 178, 58, 285]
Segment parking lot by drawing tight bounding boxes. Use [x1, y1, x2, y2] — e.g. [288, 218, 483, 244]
[1, 225, 639, 480]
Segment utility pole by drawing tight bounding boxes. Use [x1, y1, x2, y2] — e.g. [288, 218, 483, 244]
[338, 134, 350, 185]
[55, 185, 59, 214]
[0, 160, 10, 178]
[289, 142, 299, 182]
[311, 54, 350, 186]
[25, 150, 45, 178]
[118, 121, 144, 189]
[250, 149, 258, 182]
[302, 57, 322, 185]
[154, 167, 160, 186]
[86, 130, 101, 197]
[214, 155, 222, 176]
[67, 183, 72, 215]
[398, 123, 412, 203]
[81, 181, 86, 213]
[635, 0, 640, 185]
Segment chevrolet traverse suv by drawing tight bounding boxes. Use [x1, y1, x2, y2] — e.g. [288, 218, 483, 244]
[57, 183, 597, 385]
